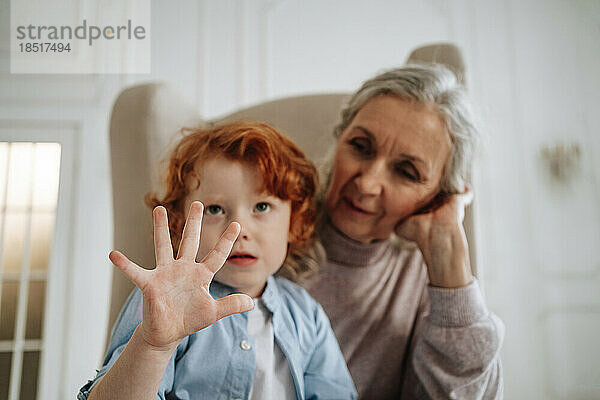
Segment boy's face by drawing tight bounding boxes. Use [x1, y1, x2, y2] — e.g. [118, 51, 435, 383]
[184, 156, 292, 298]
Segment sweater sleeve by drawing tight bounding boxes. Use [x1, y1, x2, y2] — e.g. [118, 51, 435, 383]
[402, 279, 505, 399]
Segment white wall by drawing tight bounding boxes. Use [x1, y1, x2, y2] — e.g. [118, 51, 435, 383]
[472, 1, 600, 398]
[0, 2, 117, 398]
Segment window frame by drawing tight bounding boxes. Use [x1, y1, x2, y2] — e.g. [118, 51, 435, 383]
[0, 121, 78, 400]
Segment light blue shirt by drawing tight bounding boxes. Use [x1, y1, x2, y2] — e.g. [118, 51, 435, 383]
[78, 275, 357, 400]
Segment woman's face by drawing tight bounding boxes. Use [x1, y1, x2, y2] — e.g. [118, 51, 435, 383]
[325, 95, 452, 243]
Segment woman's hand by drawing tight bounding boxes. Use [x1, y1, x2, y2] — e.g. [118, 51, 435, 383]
[395, 190, 474, 288]
[109, 202, 254, 350]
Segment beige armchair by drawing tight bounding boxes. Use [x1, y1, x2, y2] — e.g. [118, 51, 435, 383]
[107, 43, 476, 333]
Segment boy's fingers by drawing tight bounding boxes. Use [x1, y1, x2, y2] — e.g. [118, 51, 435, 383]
[109, 250, 148, 289]
[153, 206, 174, 266]
[215, 294, 254, 321]
[177, 202, 204, 260]
[200, 222, 240, 274]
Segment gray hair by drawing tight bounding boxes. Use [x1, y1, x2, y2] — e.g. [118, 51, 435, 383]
[333, 63, 479, 194]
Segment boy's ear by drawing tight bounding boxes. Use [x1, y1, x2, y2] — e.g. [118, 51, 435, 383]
[287, 219, 297, 244]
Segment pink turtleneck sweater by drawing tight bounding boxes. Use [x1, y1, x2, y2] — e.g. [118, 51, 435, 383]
[300, 222, 504, 399]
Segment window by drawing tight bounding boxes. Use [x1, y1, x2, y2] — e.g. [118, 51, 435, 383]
[0, 142, 61, 400]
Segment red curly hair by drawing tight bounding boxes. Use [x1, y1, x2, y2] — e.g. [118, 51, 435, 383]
[146, 120, 319, 280]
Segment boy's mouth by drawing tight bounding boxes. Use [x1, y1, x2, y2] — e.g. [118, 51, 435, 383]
[227, 252, 258, 266]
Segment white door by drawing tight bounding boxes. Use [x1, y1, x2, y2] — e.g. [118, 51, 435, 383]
[474, 1, 600, 398]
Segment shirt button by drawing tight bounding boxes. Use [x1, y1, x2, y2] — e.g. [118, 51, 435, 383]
[240, 339, 252, 351]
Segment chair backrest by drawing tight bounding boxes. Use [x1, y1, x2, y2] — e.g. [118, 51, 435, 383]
[107, 42, 475, 333]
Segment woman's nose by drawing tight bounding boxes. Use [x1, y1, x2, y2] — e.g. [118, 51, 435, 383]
[354, 161, 385, 195]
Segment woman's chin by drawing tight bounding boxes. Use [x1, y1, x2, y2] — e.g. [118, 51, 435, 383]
[329, 215, 382, 244]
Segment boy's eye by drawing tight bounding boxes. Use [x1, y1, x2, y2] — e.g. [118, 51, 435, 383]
[205, 205, 224, 215]
[254, 202, 270, 213]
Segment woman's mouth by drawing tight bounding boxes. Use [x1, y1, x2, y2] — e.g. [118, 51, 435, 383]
[343, 197, 377, 217]
[227, 252, 258, 266]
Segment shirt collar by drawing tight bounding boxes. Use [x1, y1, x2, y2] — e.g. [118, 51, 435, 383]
[260, 275, 280, 314]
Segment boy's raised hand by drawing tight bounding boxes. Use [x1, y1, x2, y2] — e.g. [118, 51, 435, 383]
[109, 201, 254, 350]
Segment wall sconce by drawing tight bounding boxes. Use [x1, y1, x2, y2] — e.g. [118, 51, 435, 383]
[540, 142, 581, 183]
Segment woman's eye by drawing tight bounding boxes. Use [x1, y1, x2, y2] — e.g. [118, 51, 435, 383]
[205, 205, 224, 215]
[349, 138, 372, 156]
[254, 202, 270, 213]
[395, 164, 420, 182]
[402, 170, 417, 181]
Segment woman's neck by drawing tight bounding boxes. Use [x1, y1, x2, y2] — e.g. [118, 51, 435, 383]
[319, 219, 390, 267]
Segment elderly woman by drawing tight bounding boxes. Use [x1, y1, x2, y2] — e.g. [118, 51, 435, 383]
[300, 64, 504, 399]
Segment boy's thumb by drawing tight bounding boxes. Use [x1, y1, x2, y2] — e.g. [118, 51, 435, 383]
[216, 294, 255, 320]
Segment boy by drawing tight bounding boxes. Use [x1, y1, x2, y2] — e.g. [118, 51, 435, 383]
[79, 121, 356, 399]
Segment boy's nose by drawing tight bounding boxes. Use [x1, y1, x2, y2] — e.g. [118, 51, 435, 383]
[233, 216, 252, 241]
[238, 225, 252, 241]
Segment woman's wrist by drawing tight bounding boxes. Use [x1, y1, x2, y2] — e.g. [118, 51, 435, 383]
[426, 227, 473, 288]
[427, 256, 472, 288]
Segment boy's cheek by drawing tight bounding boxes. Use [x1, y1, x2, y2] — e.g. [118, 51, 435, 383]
[195, 243, 212, 262]
[196, 226, 222, 261]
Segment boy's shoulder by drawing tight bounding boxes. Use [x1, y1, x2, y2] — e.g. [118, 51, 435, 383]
[269, 276, 324, 319]
[272, 275, 315, 299]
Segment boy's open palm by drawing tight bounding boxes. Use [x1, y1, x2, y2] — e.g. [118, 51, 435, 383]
[108, 202, 254, 350]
